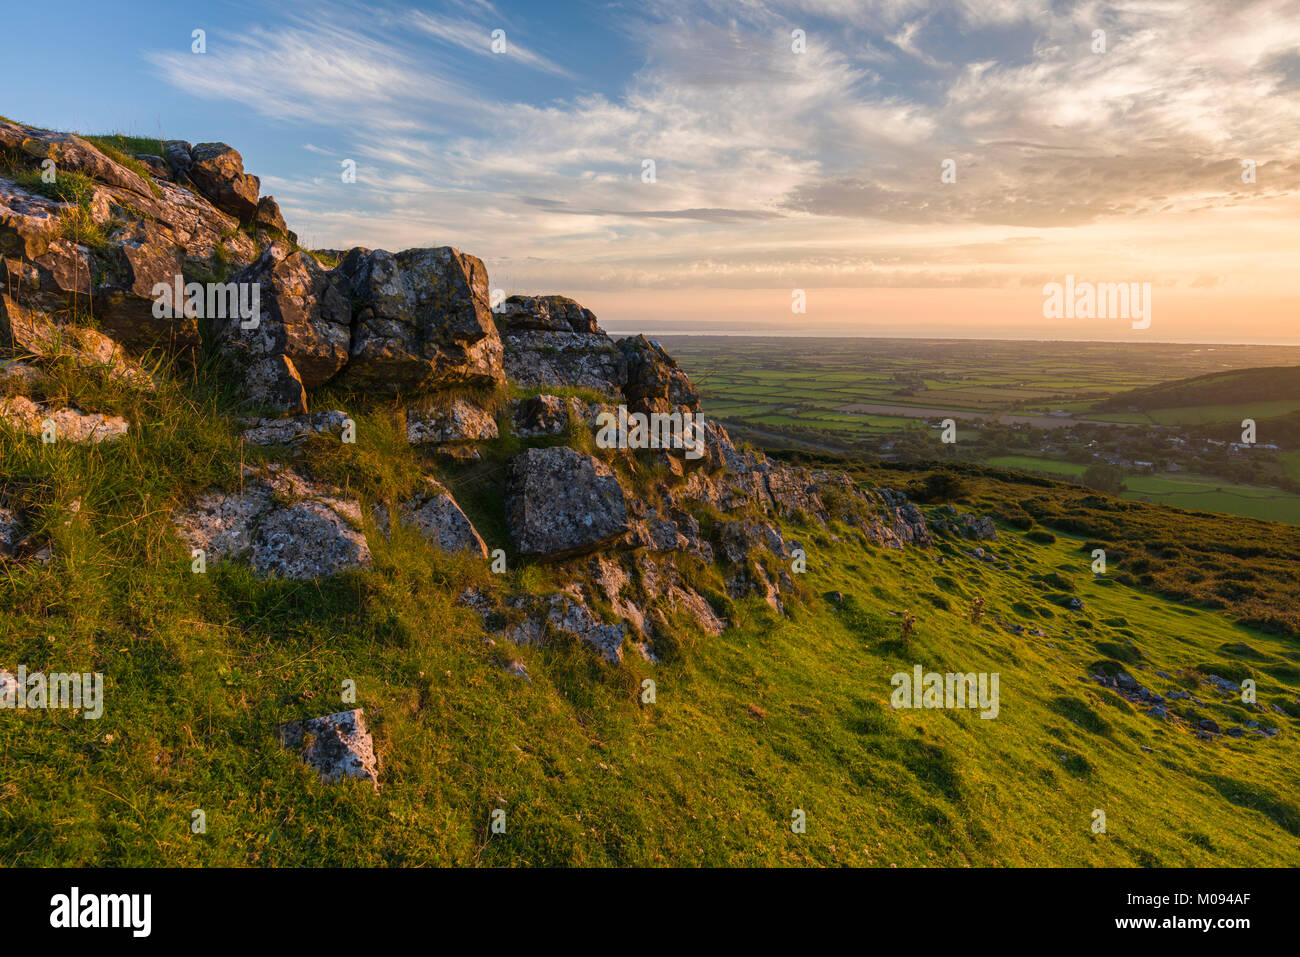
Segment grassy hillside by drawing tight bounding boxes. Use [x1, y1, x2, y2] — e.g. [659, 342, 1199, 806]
[2, 358, 1298, 865]
[1094, 366, 1300, 414]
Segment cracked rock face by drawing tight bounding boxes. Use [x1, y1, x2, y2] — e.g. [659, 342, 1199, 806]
[213, 241, 351, 411]
[336, 246, 504, 393]
[507, 446, 629, 559]
[173, 466, 371, 579]
[279, 708, 379, 788]
[0, 395, 129, 444]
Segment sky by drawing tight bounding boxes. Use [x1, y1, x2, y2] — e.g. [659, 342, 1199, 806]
[6, 0, 1300, 342]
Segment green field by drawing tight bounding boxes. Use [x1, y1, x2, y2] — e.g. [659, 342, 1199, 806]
[662, 338, 1300, 524]
[986, 457, 1300, 525]
[665, 337, 1300, 445]
[1124, 474, 1300, 525]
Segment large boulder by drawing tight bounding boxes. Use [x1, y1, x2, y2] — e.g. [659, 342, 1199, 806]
[187, 142, 260, 221]
[336, 246, 504, 393]
[215, 241, 351, 403]
[497, 295, 601, 334]
[619, 335, 699, 414]
[506, 446, 629, 558]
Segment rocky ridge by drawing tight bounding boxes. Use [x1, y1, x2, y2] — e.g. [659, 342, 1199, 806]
[1, 120, 997, 784]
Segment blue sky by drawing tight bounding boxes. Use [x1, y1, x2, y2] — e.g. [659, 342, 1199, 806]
[7, 0, 1300, 341]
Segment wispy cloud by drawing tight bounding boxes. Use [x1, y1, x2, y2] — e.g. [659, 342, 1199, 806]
[144, 0, 1300, 321]
[408, 10, 576, 78]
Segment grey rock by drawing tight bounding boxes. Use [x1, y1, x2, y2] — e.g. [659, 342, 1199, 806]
[174, 466, 371, 579]
[251, 501, 371, 579]
[243, 355, 308, 415]
[501, 328, 624, 395]
[279, 708, 379, 788]
[336, 246, 503, 393]
[506, 446, 629, 558]
[406, 398, 498, 445]
[241, 410, 349, 445]
[1206, 674, 1239, 694]
[398, 478, 489, 558]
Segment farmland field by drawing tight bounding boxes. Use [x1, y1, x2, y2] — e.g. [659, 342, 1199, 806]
[660, 337, 1300, 524]
[986, 457, 1300, 524]
[1123, 475, 1300, 524]
[661, 337, 1300, 432]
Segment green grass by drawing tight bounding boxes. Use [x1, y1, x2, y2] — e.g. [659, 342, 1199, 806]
[2, 358, 1298, 864]
[986, 456, 1088, 478]
[1284, 451, 1300, 481]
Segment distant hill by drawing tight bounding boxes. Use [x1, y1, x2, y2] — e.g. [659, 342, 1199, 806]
[1095, 366, 1300, 412]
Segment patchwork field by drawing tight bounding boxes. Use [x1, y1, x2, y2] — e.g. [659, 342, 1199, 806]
[663, 337, 1300, 524]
